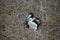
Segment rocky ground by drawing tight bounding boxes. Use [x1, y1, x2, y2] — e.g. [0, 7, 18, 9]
[0, 0, 60, 40]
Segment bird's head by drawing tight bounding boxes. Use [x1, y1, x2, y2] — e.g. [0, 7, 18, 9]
[28, 12, 34, 18]
[27, 12, 34, 20]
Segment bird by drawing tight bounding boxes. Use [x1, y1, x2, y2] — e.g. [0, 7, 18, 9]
[25, 12, 41, 30]
[25, 12, 34, 28]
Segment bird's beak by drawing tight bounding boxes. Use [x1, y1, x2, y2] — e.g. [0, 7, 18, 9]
[27, 15, 31, 19]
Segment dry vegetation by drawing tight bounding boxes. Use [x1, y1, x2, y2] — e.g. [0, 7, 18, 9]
[0, 0, 60, 40]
